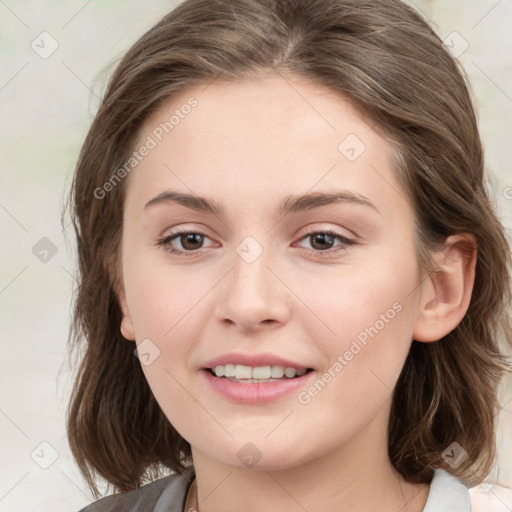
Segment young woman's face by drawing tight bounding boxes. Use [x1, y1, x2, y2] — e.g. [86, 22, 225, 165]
[118, 73, 429, 471]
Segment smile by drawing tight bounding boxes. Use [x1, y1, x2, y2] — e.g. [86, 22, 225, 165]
[210, 363, 311, 380]
[202, 365, 315, 404]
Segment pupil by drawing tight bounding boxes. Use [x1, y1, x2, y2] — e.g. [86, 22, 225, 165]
[311, 233, 333, 250]
[182, 233, 203, 250]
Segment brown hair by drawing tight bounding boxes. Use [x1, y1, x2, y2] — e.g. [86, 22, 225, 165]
[65, 0, 512, 498]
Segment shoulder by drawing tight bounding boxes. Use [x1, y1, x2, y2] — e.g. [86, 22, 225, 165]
[75, 466, 195, 512]
[470, 482, 512, 512]
[423, 469, 512, 512]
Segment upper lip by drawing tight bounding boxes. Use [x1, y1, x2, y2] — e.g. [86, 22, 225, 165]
[202, 352, 312, 371]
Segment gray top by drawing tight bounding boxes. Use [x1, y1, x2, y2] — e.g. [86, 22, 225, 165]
[77, 465, 471, 512]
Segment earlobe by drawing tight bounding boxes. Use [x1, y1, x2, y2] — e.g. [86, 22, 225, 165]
[119, 294, 136, 341]
[107, 257, 136, 342]
[413, 234, 477, 343]
[120, 323, 136, 341]
[116, 283, 135, 341]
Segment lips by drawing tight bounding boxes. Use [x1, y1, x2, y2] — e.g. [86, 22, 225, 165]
[200, 352, 316, 404]
[201, 364, 316, 404]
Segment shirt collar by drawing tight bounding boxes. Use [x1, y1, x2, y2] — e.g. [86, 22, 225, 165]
[423, 468, 472, 511]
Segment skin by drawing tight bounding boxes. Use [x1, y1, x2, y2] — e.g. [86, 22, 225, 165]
[115, 71, 476, 512]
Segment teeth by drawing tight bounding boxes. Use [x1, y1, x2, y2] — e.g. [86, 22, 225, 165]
[271, 366, 284, 378]
[224, 364, 235, 377]
[212, 364, 308, 379]
[252, 366, 271, 379]
[285, 367, 297, 378]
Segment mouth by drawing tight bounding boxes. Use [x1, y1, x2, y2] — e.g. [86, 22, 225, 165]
[201, 363, 316, 404]
[204, 364, 315, 383]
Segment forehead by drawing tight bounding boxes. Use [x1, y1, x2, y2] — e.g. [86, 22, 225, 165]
[125, 73, 407, 218]
[139, 73, 374, 152]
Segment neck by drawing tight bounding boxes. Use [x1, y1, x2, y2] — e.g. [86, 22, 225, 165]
[186, 403, 430, 512]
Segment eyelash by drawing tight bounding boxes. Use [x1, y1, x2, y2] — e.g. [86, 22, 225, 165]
[156, 227, 357, 258]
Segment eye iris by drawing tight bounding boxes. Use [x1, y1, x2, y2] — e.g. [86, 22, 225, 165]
[310, 233, 334, 250]
[181, 233, 203, 250]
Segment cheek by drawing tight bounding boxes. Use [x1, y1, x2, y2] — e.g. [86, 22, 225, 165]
[123, 257, 211, 340]
[296, 251, 418, 341]
[124, 266, 204, 428]
[123, 262, 213, 405]
[294, 251, 419, 398]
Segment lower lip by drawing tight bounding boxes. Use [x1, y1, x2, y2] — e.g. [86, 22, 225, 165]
[201, 369, 315, 404]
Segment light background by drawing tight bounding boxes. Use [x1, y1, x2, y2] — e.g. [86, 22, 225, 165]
[0, 0, 511, 511]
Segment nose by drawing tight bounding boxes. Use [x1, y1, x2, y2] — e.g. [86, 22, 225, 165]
[214, 240, 292, 333]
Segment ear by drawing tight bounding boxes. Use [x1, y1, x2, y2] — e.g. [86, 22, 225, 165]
[413, 233, 477, 343]
[107, 257, 136, 342]
[117, 284, 136, 341]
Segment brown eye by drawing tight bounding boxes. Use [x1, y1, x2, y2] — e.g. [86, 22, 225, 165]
[178, 233, 205, 251]
[157, 229, 214, 256]
[308, 232, 336, 251]
[295, 229, 357, 257]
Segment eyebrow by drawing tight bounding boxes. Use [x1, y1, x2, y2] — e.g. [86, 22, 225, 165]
[144, 190, 380, 216]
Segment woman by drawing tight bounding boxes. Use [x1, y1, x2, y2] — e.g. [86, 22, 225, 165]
[66, 1, 512, 510]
